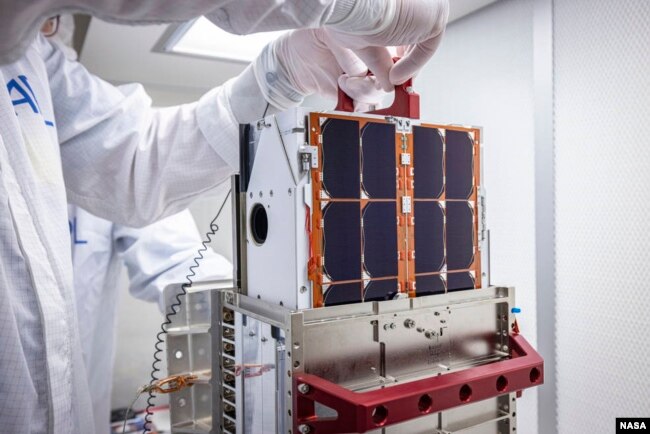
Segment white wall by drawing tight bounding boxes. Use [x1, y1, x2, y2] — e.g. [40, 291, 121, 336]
[417, 0, 539, 431]
[553, 1, 650, 432]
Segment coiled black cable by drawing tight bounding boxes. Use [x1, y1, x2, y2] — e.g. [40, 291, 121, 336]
[143, 189, 232, 433]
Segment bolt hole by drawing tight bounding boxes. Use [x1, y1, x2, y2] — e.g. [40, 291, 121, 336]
[529, 367, 541, 384]
[418, 394, 433, 413]
[174, 350, 183, 359]
[496, 375, 509, 392]
[459, 384, 472, 402]
[293, 360, 301, 369]
[372, 405, 388, 426]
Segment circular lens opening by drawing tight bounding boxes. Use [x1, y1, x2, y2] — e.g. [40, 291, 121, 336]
[250, 204, 268, 244]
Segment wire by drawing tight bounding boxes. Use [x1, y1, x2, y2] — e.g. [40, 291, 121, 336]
[142, 189, 232, 433]
[122, 385, 147, 433]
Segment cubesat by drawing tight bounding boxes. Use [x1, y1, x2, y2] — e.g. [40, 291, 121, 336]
[166, 83, 543, 434]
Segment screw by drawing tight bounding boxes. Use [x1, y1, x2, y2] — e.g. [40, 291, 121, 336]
[416, 327, 425, 333]
[298, 424, 311, 434]
[502, 345, 509, 352]
[300, 286, 307, 294]
[298, 384, 310, 394]
[404, 319, 415, 329]
[270, 190, 274, 197]
[424, 330, 436, 339]
[390, 323, 396, 330]
[383, 324, 391, 331]
[261, 337, 268, 343]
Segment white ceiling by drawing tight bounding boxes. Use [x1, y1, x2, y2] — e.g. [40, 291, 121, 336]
[80, 0, 498, 105]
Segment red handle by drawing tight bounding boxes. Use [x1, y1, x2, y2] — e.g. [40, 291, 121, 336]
[334, 58, 420, 119]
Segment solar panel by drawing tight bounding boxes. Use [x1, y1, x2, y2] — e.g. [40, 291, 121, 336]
[323, 202, 361, 282]
[322, 118, 360, 199]
[362, 202, 398, 278]
[413, 126, 444, 199]
[447, 272, 476, 292]
[364, 279, 399, 302]
[323, 282, 363, 305]
[414, 201, 445, 274]
[361, 122, 397, 199]
[446, 201, 475, 270]
[310, 115, 481, 307]
[445, 130, 474, 200]
[415, 274, 446, 296]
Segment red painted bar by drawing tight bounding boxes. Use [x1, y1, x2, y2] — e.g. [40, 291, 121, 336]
[294, 334, 543, 433]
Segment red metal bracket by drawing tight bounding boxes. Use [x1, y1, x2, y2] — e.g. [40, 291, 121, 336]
[294, 334, 543, 433]
[334, 58, 421, 119]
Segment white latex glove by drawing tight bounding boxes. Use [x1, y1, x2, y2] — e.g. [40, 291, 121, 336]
[252, 28, 387, 112]
[326, 0, 450, 89]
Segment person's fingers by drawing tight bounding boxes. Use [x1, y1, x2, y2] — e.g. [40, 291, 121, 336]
[352, 46, 395, 92]
[321, 30, 368, 77]
[338, 75, 387, 104]
[389, 32, 444, 85]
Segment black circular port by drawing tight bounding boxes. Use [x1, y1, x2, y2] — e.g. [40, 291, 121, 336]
[250, 204, 268, 244]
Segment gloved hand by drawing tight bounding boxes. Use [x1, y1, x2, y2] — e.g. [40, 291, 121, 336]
[325, 0, 450, 89]
[249, 28, 386, 113]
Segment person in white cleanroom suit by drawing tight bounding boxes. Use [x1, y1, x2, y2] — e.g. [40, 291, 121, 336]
[0, 0, 449, 432]
[69, 206, 232, 434]
[41, 16, 234, 434]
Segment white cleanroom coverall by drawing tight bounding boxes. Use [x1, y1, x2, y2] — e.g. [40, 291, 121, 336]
[68, 206, 231, 434]
[0, 33, 241, 434]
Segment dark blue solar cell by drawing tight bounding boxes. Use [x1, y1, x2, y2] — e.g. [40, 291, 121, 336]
[322, 118, 360, 199]
[363, 279, 399, 302]
[415, 274, 446, 296]
[414, 201, 445, 274]
[413, 126, 444, 199]
[361, 122, 396, 199]
[323, 282, 363, 306]
[446, 201, 474, 270]
[323, 202, 361, 282]
[362, 202, 398, 278]
[445, 130, 474, 200]
[447, 272, 475, 292]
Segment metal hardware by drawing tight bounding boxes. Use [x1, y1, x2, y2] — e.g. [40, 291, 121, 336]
[294, 334, 543, 434]
[298, 383, 311, 394]
[299, 145, 318, 172]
